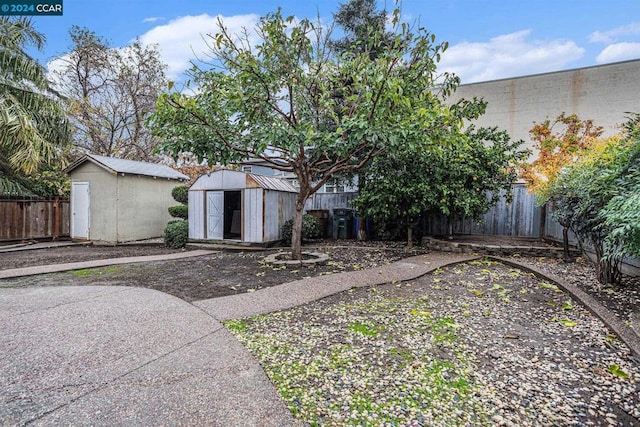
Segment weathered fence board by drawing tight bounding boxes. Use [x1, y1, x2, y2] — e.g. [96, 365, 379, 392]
[423, 184, 542, 238]
[305, 192, 358, 211]
[0, 198, 70, 241]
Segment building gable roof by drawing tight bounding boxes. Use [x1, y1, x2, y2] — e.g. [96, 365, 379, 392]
[65, 154, 189, 181]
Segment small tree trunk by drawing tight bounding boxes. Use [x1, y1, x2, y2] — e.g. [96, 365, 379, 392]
[539, 202, 547, 241]
[357, 220, 367, 241]
[407, 225, 413, 249]
[357, 174, 367, 241]
[291, 202, 305, 261]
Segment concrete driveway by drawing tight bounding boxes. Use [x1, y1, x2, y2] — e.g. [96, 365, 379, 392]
[0, 285, 296, 426]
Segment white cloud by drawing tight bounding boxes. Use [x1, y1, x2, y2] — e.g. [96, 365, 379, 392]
[589, 22, 640, 44]
[142, 17, 165, 24]
[596, 42, 640, 63]
[139, 13, 260, 79]
[438, 30, 585, 83]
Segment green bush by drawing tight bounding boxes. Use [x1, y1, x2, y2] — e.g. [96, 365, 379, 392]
[164, 220, 188, 248]
[172, 185, 189, 204]
[281, 214, 321, 243]
[168, 204, 188, 219]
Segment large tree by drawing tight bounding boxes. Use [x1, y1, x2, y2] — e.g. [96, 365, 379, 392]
[545, 114, 640, 284]
[354, 125, 527, 247]
[149, 9, 467, 259]
[520, 113, 604, 261]
[0, 17, 69, 196]
[332, 0, 395, 240]
[52, 26, 166, 160]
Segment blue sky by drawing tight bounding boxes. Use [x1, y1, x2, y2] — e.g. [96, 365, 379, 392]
[29, 0, 640, 84]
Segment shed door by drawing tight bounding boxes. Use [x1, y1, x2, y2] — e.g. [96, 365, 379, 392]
[71, 182, 90, 239]
[206, 191, 224, 240]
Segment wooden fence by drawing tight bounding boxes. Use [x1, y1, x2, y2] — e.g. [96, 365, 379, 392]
[305, 192, 358, 211]
[422, 184, 544, 238]
[304, 185, 578, 245]
[0, 197, 70, 241]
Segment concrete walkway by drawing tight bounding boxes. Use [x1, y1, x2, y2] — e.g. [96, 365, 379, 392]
[1, 251, 638, 426]
[0, 250, 216, 279]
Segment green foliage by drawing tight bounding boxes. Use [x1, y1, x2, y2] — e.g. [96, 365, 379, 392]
[171, 185, 189, 204]
[353, 125, 528, 241]
[546, 117, 640, 284]
[600, 117, 640, 261]
[168, 204, 188, 219]
[0, 17, 70, 194]
[331, 0, 392, 59]
[148, 7, 469, 259]
[163, 220, 188, 248]
[281, 214, 321, 243]
[24, 167, 70, 197]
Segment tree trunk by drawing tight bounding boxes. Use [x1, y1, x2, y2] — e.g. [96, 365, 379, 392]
[357, 174, 367, 241]
[539, 202, 547, 241]
[291, 201, 305, 261]
[593, 238, 622, 285]
[407, 225, 413, 249]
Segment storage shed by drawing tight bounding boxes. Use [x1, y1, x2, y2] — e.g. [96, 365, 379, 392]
[65, 154, 189, 243]
[188, 169, 298, 244]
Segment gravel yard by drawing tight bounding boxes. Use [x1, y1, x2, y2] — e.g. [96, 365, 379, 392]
[227, 259, 640, 426]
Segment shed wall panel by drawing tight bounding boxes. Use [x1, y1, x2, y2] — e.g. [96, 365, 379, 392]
[116, 175, 176, 242]
[264, 191, 297, 242]
[188, 191, 205, 239]
[244, 189, 263, 242]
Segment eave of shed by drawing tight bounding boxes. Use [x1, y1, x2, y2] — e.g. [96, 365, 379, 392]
[64, 154, 189, 181]
[190, 169, 298, 193]
[246, 174, 298, 193]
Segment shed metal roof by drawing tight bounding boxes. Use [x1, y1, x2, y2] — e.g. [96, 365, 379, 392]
[248, 173, 298, 193]
[190, 169, 298, 193]
[65, 154, 189, 181]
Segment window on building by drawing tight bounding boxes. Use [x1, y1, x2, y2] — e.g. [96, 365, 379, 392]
[324, 179, 345, 193]
[241, 165, 252, 173]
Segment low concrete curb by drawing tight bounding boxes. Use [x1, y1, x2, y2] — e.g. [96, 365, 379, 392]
[492, 256, 640, 359]
[0, 250, 216, 279]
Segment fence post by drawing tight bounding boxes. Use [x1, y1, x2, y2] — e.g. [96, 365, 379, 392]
[53, 196, 59, 241]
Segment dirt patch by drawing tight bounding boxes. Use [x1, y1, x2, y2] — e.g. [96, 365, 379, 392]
[0, 242, 427, 302]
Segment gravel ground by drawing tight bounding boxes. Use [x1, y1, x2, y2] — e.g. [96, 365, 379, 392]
[227, 259, 640, 426]
[506, 255, 640, 328]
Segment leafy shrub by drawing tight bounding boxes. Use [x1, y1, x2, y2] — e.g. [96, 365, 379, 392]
[164, 220, 188, 248]
[172, 185, 189, 204]
[281, 214, 321, 243]
[168, 204, 188, 219]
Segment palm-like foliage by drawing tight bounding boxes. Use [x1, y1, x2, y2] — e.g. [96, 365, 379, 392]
[0, 17, 69, 195]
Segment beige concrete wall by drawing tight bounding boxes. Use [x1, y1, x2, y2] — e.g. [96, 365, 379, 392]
[452, 59, 640, 154]
[115, 175, 177, 243]
[69, 162, 118, 242]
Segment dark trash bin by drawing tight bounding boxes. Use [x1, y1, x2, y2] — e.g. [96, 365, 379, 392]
[332, 208, 354, 239]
